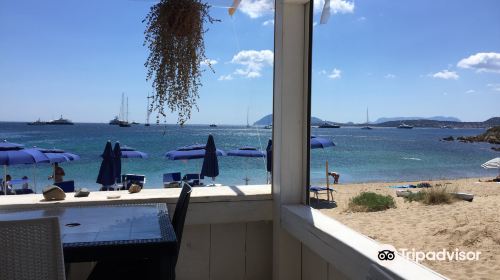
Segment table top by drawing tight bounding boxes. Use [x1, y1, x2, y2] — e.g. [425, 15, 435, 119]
[0, 203, 177, 261]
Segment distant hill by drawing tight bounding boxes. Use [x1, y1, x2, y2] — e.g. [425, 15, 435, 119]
[373, 116, 461, 124]
[254, 114, 323, 126]
[375, 117, 500, 128]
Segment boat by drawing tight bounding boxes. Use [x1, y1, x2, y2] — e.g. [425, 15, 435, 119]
[397, 123, 413, 129]
[119, 121, 131, 127]
[27, 118, 46, 125]
[361, 108, 373, 130]
[264, 124, 272, 129]
[318, 122, 340, 128]
[441, 125, 453, 129]
[396, 190, 413, 198]
[118, 94, 131, 128]
[46, 115, 74, 125]
[131, 121, 139, 125]
[109, 116, 120, 125]
[209, 124, 217, 127]
[452, 192, 474, 202]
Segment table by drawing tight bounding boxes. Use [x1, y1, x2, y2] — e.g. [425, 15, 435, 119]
[0, 203, 177, 279]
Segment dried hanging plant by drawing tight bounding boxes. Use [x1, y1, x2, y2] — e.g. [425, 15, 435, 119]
[144, 0, 218, 125]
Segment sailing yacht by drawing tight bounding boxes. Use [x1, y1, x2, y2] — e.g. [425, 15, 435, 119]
[118, 94, 131, 127]
[361, 108, 373, 130]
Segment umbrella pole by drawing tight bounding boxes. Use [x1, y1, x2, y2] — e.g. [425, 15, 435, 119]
[33, 164, 37, 193]
[326, 160, 330, 201]
[3, 165, 6, 196]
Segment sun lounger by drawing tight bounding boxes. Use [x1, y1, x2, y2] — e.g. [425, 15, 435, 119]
[54, 180, 75, 193]
[163, 172, 182, 188]
[182, 173, 204, 186]
[122, 174, 146, 190]
[309, 186, 335, 202]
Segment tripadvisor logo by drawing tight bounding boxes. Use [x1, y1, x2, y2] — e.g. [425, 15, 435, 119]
[375, 244, 481, 264]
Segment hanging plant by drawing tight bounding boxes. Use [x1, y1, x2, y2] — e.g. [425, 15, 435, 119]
[144, 0, 218, 125]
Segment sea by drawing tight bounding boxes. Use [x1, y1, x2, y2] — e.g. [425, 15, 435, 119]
[0, 122, 498, 191]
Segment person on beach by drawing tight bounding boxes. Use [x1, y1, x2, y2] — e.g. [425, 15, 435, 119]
[2, 175, 13, 194]
[328, 172, 340, 184]
[22, 176, 29, 189]
[48, 163, 65, 183]
[480, 176, 500, 182]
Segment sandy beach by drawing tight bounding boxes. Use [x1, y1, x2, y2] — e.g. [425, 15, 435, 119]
[315, 177, 500, 280]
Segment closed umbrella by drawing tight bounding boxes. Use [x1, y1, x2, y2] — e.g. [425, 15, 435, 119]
[227, 147, 265, 185]
[482, 157, 500, 177]
[0, 140, 50, 194]
[113, 142, 122, 184]
[266, 139, 272, 184]
[200, 135, 220, 185]
[96, 141, 115, 190]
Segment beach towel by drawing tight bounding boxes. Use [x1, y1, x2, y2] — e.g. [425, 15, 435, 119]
[388, 184, 417, 189]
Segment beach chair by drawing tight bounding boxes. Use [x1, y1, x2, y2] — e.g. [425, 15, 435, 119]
[54, 180, 75, 193]
[182, 173, 204, 186]
[122, 174, 146, 190]
[14, 188, 35, 195]
[309, 185, 335, 203]
[163, 172, 182, 188]
[0, 217, 66, 280]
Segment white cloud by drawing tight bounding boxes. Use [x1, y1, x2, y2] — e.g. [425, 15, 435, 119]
[457, 52, 500, 73]
[328, 68, 342, 79]
[314, 0, 355, 14]
[384, 73, 396, 79]
[230, 49, 274, 78]
[443, 92, 448, 96]
[487, 83, 500, 92]
[357, 16, 367, 22]
[239, 0, 274, 19]
[313, 21, 318, 27]
[465, 89, 476, 94]
[431, 70, 459, 80]
[200, 59, 218, 66]
[262, 19, 274, 26]
[218, 74, 233, 81]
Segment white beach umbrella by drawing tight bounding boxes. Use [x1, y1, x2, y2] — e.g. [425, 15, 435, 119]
[481, 157, 500, 176]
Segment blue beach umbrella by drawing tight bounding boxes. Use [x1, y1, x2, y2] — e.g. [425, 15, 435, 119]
[227, 146, 266, 185]
[113, 143, 122, 183]
[227, 147, 266, 158]
[120, 146, 148, 159]
[201, 135, 220, 184]
[96, 141, 115, 189]
[310, 136, 336, 149]
[165, 144, 225, 160]
[36, 148, 80, 163]
[0, 140, 50, 194]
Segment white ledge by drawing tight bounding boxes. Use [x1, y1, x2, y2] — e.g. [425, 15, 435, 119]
[0, 185, 272, 210]
[281, 205, 448, 280]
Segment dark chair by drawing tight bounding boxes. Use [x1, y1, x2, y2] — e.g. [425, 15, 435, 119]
[54, 181, 75, 193]
[88, 183, 192, 280]
[171, 182, 192, 267]
[14, 189, 34, 195]
[163, 172, 182, 188]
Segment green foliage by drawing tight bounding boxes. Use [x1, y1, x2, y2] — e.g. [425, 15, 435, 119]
[348, 192, 396, 212]
[404, 187, 455, 205]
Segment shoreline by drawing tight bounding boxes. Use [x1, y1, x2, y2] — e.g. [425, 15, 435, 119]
[316, 177, 500, 280]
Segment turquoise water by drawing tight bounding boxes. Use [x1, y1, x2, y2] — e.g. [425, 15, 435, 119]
[0, 122, 497, 191]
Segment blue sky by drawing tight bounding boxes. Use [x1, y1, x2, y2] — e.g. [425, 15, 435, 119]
[0, 0, 499, 124]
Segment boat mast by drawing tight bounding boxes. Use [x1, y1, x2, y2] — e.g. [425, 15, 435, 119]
[246, 107, 250, 128]
[146, 94, 151, 125]
[120, 93, 125, 121]
[366, 107, 369, 124]
[126, 97, 129, 123]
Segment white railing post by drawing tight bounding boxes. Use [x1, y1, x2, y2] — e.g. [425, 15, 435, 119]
[272, 0, 312, 279]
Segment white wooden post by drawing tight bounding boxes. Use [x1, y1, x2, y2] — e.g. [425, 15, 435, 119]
[273, 0, 312, 279]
